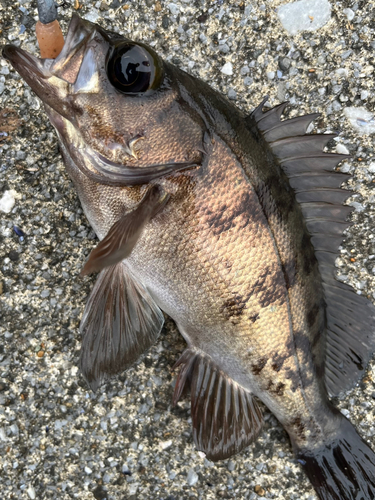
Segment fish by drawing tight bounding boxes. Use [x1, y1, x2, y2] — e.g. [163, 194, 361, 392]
[3, 14, 375, 500]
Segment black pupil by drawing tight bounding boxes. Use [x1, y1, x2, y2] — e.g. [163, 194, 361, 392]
[111, 45, 152, 93]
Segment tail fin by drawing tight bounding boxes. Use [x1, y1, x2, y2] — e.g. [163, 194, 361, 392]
[296, 418, 375, 500]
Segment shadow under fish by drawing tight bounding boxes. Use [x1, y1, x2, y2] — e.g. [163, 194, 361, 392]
[3, 14, 375, 500]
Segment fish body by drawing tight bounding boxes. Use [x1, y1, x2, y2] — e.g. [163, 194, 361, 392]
[3, 15, 375, 500]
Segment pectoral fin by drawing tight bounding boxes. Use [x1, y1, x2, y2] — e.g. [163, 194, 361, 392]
[173, 348, 263, 461]
[81, 185, 169, 276]
[80, 263, 164, 391]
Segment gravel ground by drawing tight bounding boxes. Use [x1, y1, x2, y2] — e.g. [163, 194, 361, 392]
[1, 0, 375, 499]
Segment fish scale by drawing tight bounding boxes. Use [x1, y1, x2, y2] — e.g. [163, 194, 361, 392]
[3, 13, 375, 500]
[122, 133, 326, 445]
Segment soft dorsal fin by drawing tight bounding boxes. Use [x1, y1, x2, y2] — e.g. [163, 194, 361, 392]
[173, 348, 263, 461]
[247, 99, 375, 396]
[80, 263, 164, 390]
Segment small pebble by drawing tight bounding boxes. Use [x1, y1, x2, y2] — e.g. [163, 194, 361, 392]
[26, 486, 36, 499]
[187, 468, 199, 486]
[227, 460, 236, 471]
[159, 439, 173, 450]
[8, 250, 19, 261]
[343, 8, 355, 21]
[279, 57, 291, 71]
[254, 484, 265, 496]
[277, 0, 331, 35]
[221, 62, 233, 75]
[13, 225, 25, 238]
[0, 190, 16, 213]
[343, 107, 375, 135]
[168, 3, 179, 15]
[336, 144, 349, 155]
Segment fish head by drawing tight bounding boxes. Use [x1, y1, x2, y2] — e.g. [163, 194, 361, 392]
[2, 14, 204, 184]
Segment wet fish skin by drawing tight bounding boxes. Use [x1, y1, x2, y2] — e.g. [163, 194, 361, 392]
[3, 14, 375, 500]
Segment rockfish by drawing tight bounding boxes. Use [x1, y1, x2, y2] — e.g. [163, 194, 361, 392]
[3, 14, 375, 500]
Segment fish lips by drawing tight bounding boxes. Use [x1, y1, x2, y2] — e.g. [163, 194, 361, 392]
[2, 44, 53, 87]
[2, 14, 100, 120]
[3, 43, 73, 121]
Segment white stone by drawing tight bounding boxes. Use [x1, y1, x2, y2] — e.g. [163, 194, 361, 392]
[343, 107, 375, 135]
[336, 68, 348, 78]
[10, 424, 19, 435]
[277, 0, 331, 35]
[27, 486, 36, 499]
[343, 8, 355, 21]
[0, 190, 16, 213]
[168, 3, 180, 15]
[84, 10, 99, 23]
[187, 468, 199, 486]
[336, 144, 349, 155]
[54, 419, 68, 430]
[221, 62, 233, 75]
[349, 201, 365, 213]
[0, 428, 7, 441]
[128, 483, 139, 495]
[368, 162, 375, 173]
[159, 439, 173, 450]
[339, 162, 352, 173]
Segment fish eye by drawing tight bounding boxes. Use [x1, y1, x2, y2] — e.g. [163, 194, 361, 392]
[107, 43, 162, 94]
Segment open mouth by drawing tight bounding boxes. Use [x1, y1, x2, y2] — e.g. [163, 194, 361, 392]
[2, 15, 98, 121]
[3, 14, 95, 84]
[3, 14, 203, 186]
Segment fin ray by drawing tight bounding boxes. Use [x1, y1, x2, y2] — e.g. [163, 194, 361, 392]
[81, 185, 169, 275]
[80, 263, 164, 390]
[248, 99, 375, 395]
[297, 417, 375, 500]
[173, 348, 263, 460]
[263, 113, 320, 142]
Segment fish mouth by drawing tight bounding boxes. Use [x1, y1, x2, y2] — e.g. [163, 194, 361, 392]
[2, 14, 98, 119]
[3, 14, 202, 185]
[2, 44, 53, 81]
[3, 13, 95, 82]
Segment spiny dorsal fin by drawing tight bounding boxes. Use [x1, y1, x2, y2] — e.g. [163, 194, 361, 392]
[248, 99, 375, 396]
[173, 348, 263, 460]
[80, 263, 164, 391]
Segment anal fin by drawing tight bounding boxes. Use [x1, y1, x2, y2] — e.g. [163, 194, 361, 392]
[173, 348, 263, 461]
[80, 263, 164, 391]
